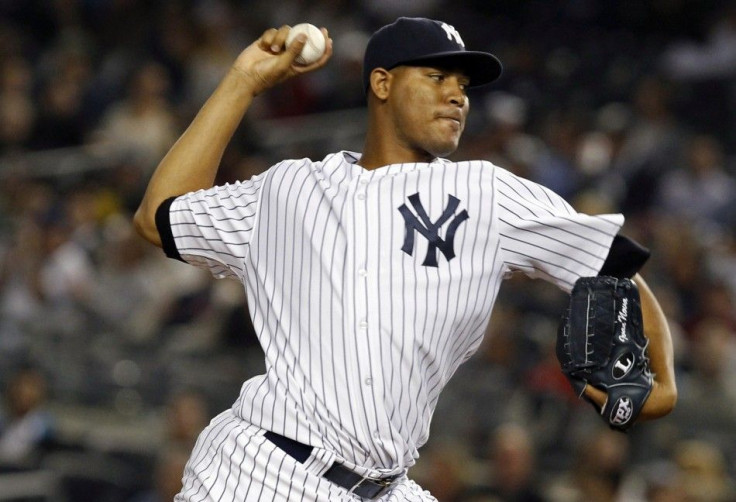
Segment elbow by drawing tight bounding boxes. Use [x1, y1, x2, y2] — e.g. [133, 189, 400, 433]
[640, 375, 678, 422]
[661, 380, 678, 415]
[133, 205, 162, 247]
[132, 206, 148, 239]
[648, 377, 678, 420]
[132, 206, 145, 236]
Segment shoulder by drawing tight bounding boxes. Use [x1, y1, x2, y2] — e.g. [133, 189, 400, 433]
[492, 164, 563, 197]
[487, 165, 582, 215]
[265, 152, 347, 178]
[440, 158, 498, 171]
[267, 157, 317, 175]
[441, 158, 523, 189]
[434, 158, 501, 182]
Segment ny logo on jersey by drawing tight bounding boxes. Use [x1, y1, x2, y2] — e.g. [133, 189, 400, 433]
[440, 22, 464, 47]
[398, 193, 469, 267]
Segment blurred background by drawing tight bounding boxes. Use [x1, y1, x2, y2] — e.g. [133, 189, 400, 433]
[1, 0, 735, 501]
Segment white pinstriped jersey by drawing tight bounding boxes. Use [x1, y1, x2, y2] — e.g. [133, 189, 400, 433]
[167, 151, 623, 475]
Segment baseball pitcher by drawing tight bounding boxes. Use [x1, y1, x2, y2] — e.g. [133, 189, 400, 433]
[134, 17, 677, 502]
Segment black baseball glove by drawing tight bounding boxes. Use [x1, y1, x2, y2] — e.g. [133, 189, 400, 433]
[556, 276, 654, 431]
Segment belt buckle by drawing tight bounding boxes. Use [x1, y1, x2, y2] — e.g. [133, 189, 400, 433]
[351, 474, 397, 500]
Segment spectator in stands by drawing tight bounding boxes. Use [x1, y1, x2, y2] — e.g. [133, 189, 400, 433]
[30, 44, 92, 150]
[128, 444, 191, 502]
[611, 75, 686, 214]
[658, 134, 736, 226]
[91, 61, 179, 169]
[0, 57, 36, 155]
[0, 367, 55, 469]
[37, 206, 97, 336]
[669, 318, 736, 439]
[412, 438, 474, 502]
[549, 427, 631, 502]
[655, 134, 736, 232]
[164, 389, 211, 451]
[672, 439, 736, 502]
[639, 461, 687, 502]
[460, 422, 546, 502]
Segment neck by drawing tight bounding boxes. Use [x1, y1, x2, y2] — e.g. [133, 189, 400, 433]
[357, 128, 435, 170]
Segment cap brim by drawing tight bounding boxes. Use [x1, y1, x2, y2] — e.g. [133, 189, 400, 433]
[399, 51, 503, 87]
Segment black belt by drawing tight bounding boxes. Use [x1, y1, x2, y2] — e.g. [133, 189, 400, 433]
[264, 431, 400, 499]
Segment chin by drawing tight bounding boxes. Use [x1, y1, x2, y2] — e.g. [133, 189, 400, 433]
[429, 143, 459, 158]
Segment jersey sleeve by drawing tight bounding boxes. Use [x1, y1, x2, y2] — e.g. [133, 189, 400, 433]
[495, 167, 624, 292]
[165, 175, 265, 280]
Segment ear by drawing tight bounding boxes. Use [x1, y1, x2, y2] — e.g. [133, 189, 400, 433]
[369, 68, 391, 100]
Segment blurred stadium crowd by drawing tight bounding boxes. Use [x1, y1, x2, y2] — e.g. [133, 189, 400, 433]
[1, 0, 736, 501]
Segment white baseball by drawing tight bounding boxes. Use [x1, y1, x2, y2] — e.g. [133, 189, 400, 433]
[285, 23, 326, 65]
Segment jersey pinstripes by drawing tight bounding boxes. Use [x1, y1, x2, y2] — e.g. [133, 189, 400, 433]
[168, 152, 623, 482]
[496, 170, 621, 288]
[170, 174, 265, 279]
[176, 410, 360, 501]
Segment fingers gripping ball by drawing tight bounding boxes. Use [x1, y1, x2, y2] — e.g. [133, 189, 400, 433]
[285, 23, 326, 65]
[556, 276, 654, 432]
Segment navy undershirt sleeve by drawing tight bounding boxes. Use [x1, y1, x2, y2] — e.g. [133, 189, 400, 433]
[599, 234, 650, 279]
[155, 196, 184, 262]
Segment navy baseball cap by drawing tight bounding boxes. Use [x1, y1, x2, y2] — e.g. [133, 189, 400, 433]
[363, 17, 503, 92]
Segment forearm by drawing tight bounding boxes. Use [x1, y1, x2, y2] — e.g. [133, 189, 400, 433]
[582, 273, 678, 422]
[133, 69, 256, 246]
[633, 273, 678, 419]
[133, 25, 333, 247]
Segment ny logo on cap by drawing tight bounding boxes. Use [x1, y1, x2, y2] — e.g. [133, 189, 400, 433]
[440, 22, 464, 47]
[399, 192, 469, 267]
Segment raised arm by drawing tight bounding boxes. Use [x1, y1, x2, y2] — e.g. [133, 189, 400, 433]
[585, 273, 678, 421]
[133, 26, 332, 246]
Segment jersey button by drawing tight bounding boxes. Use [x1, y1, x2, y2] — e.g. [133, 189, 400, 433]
[357, 194, 366, 200]
[358, 320, 368, 329]
[364, 377, 372, 386]
[358, 269, 367, 277]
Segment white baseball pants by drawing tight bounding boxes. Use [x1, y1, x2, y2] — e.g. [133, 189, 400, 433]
[175, 410, 437, 502]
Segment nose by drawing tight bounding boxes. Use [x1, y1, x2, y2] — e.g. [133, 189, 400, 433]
[446, 78, 467, 108]
[449, 94, 465, 107]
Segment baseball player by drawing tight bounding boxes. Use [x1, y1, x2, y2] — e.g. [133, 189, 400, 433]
[134, 17, 677, 501]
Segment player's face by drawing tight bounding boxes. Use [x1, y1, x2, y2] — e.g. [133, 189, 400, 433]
[387, 65, 470, 159]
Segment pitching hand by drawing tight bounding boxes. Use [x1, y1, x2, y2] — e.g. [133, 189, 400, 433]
[232, 25, 332, 96]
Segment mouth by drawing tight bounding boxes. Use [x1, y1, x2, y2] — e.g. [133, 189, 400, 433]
[437, 116, 463, 133]
[436, 112, 464, 128]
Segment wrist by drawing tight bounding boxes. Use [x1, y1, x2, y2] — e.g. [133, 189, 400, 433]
[228, 65, 267, 98]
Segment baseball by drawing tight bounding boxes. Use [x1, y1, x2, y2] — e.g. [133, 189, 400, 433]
[285, 23, 326, 65]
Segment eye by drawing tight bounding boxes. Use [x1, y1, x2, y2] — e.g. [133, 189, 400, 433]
[429, 72, 470, 92]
